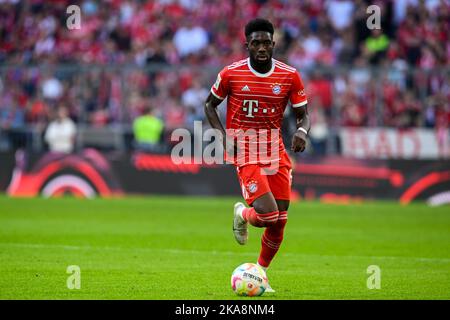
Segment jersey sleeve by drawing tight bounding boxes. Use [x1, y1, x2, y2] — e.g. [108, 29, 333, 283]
[210, 67, 229, 100]
[289, 71, 308, 108]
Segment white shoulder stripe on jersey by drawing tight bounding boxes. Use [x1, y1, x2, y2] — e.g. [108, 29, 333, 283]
[274, 60, 294, 67]
[292, 100, 308, 107]
[228, 63, 245, 69]
[275, 63, 296, 72]
[274, 59, 296, 71]
[228, 64, 247, 70]
[230, 58, 247, 65]
[229, 61, 247, 67]
[210, 89, 225, 100]
[274, 62, 296, 71]
[228, 65, 246, 70]
[276, 67, 295, 74]
[275, 64, 296, 73]
[228, 60, 248, 69]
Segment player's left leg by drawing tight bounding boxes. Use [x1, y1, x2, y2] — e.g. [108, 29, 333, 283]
[257, 199, 289, 269]
[255, 155, 292, 292]
[257, 199, 289, 293]
[256, 152, 292, 270]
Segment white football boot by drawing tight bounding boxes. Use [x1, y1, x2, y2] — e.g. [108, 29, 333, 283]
[265, 283, 275, 293]
[257, 263, 275, 293]
[233, 202, 248, 245]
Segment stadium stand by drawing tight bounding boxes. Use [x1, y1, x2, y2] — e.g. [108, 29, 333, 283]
[0, 0, 448, 154]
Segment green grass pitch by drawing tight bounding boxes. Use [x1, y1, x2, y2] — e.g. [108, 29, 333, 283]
[0, 195, 449, 299]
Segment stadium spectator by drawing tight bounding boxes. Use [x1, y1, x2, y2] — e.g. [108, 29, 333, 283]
[173, 19, 209, 58]
[363, 29, 390, 64]
[181, 79, 208, 121]
[132, 105, 164, 152]
[44, 106, 77, 153]
[326, 0, 355, 31]
[41, 74, 64, 101]
[348, 57, 371, 97]
[306, 70, 333, 115]
[0, 98, 27, 150]
[308, 98, 329, 156]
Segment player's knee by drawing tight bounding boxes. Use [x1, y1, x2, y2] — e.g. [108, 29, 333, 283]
[253, 201, 278, 215]
[252, 192, 278, 214]
[276, 200, 289, 212]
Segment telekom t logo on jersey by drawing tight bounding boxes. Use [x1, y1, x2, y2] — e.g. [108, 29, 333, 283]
[243, 100, 276, 118]
[243, 100, 258, 118]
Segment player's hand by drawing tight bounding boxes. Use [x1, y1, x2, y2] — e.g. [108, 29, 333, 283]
[291, 131, 307, 153]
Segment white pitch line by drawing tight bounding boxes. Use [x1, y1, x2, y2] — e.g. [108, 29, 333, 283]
[1, 242, 450, 263]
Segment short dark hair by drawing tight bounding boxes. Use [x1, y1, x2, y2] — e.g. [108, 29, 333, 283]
[245, 18, 274, 38]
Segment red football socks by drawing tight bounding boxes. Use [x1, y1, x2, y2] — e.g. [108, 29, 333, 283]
[242, 207, 279, 228]
[257, 211, 288, 268]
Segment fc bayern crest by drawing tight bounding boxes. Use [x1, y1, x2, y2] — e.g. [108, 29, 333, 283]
[272, 84, 281, 95]
[247, 180, 258, 194]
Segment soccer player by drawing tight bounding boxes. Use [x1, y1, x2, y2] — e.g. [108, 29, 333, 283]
[204, 18, 310, 292]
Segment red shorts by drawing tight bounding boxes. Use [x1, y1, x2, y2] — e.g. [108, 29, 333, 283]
[236, 151, 293, 206]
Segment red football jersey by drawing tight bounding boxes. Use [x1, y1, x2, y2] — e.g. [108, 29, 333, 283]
[211, 58, 308, 167]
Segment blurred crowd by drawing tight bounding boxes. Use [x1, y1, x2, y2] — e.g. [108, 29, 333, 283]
[0, 0, 449, 153]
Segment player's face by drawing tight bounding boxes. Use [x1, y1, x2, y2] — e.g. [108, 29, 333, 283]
[246, 32, 274, 65]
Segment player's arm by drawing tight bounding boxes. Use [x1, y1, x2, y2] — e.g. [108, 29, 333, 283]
[204, 92, 226, 139]
[290, 70, 309, 153]
[204, 92, 238, 155]
[291, 105, 310, 153]
[204, 68, 236, 154]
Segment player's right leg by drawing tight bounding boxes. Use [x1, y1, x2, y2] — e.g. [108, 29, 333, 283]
[242, 192, 279, 227]
[233, 202, 248, 245]
[234, 192, 279, 245]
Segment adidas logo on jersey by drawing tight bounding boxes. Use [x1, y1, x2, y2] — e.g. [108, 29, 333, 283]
[241, 85, 250, 92]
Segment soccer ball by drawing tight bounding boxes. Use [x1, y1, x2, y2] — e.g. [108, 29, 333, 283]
[231, 263, 268, 296]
